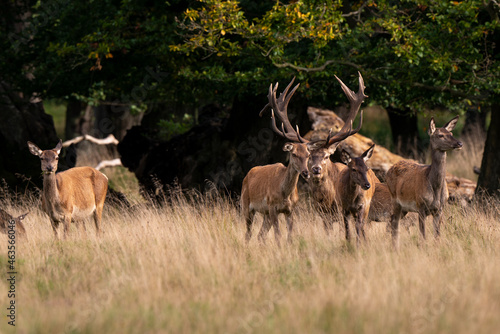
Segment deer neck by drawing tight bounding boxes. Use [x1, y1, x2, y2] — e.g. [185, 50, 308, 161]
[429, 149, 447, 190]
[345, 170, 361, 204]
[43, 172, 61, 204]
[281, 163, 300, 197]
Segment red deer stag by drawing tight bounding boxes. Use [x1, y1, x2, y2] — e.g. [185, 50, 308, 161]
[28, 140, 108, 238]
[307, 72, 366, 233]
[0, 209, 28, 236]
[337, 145, 378, 243]
[241, 78, 310, 244]
[386, 116, 463, 248]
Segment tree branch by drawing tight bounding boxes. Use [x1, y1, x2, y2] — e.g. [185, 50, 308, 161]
[62, 134, 119, 147]
[273, 60, 362, 73]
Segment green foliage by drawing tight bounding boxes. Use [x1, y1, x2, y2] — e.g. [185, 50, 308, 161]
[1, 0, 499, 128]
[157, 114, 194, 140]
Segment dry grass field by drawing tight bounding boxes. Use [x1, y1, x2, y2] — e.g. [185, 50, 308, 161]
[1, 180, 500, 333]
[1, 114, 499, 334]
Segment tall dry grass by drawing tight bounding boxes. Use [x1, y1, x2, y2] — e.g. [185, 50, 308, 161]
[0, 187, 499, 334]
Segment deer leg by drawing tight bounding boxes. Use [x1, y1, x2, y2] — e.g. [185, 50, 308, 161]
[94, 206, 103, 237]
[433, 211, 442, 238]
[344, 214, 351, 242]
[417, 206, 427, 240]
[258, 215, 272, 243]
[62, 216, 71, 239]
[271, 211, 281, 246]
[78, 220, 88, 239]
[390, 204, 403, 250]
[245, 211, 255, 243]
[355, 209, 367, 245]
[286, 214, 294, 243]
[50, 220, 60, 239]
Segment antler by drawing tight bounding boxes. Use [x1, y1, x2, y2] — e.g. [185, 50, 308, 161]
[259, 77, 309, 143]
[323, 71, 367, 148]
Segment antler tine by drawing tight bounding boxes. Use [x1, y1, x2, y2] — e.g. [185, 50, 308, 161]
[269, 110, 298, 142]
[325, 72, 367, 147]
[335, 72, 367, 122]
[259, 82, 278, 117]
[323, 110, 364, 148]
[262, 77, 309, 143]
[295, 125, 306, 144]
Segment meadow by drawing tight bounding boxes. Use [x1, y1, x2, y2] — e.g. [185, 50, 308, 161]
[1, 179, 500, 333]
[1, 109, 498, 333]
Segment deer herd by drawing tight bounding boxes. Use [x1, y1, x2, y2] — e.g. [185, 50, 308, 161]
[242, 72, 463, 248]
[1, 72, 462, 249]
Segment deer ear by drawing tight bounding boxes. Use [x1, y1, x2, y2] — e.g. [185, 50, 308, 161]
[444, 115, 459, 132]
[283, 143, 294, 152]
[54, 139, 63, 154]
[341, 150, 351, 164]
[428, 118, 436, 136]
[326, 142, 340, 156]
[27, 141, 42, 156]
[363, 144, 375, 162]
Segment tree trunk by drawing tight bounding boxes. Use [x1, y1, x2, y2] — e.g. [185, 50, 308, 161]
[476, 102, 500, 199]
[461, 105, 487, 140]
[386, 107, 422, 160]
[65, 99, 93, 140]
[0, 81, 59, 190]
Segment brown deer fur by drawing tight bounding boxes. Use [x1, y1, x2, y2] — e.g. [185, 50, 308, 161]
[241, 143, 309, 243]
[386, 116, 463, 248]
[308, 151, 347, 231]
[28, 140, 108, 238]
[0, 209, 28, 236]
[337, 145, 377, 242]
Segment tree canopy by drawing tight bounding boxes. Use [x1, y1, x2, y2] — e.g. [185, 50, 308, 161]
[2, 0, 498, 112]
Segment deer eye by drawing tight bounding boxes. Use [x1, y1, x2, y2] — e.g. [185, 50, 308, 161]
[55, 157, 59, 160]
[438, 134, 444, 138]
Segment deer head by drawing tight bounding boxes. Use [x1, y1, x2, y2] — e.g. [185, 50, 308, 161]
[27, 140, 63, 174]
[0, 209, 28, 236]
[428, 116, 463, 152]
[341, 145, 375, 190]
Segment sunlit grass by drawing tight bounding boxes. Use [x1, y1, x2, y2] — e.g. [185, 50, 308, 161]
[0, 189, 499, 334]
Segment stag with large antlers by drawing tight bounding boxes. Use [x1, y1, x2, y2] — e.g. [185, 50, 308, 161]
[241, 78, 310, 244]
[307, 72, 366, 234]
[386, 116, 463, 248]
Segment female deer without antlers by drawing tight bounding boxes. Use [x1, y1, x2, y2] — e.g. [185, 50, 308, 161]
[241, 78, 310, 244]
[0, 209, 28, 236]
[386, 116, 463, 248]
[28, 140, 108, 238]
[338, 145, 378, 243]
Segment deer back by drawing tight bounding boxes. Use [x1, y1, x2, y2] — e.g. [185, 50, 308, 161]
[47, 167, 108, 217]
[386, 160, 440, 211]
